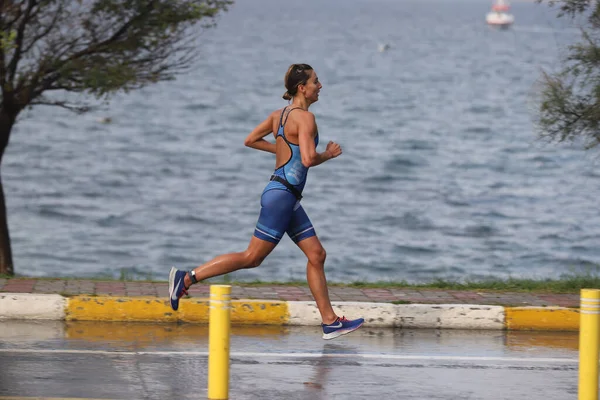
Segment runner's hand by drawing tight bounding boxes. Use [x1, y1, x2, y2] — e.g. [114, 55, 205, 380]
[326, 141, 342, 159]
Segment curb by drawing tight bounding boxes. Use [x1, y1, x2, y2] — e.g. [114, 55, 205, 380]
[0, 293, 580, 331]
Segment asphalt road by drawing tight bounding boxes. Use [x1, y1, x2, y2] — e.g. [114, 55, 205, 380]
[0, 321, 579, 399]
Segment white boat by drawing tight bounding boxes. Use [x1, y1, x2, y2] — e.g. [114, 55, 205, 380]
[377, 43, 391, 53]
[486, 0, 514, 26]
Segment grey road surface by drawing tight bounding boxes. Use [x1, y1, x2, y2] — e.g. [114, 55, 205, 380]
[0, 321, 579, 400]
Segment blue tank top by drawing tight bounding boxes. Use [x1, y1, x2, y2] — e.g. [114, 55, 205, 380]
[263, 107, 319, 195]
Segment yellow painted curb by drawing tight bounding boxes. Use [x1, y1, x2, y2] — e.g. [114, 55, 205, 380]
[65, 296, 290, 325]
[505, 307, 579, 331]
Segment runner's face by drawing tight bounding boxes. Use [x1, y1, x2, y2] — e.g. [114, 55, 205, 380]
[301, 70, 322, 102]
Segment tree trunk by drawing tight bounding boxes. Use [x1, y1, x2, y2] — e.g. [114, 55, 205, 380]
[0, 174, 13, 275]
[0, 107, 16, 275]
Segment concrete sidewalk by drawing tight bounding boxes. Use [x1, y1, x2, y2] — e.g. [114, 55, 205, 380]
[0, 277, 582, 331]
[0, 277, 580, 306]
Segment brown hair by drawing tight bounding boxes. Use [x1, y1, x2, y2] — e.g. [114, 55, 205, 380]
[282, 63, 313, 100]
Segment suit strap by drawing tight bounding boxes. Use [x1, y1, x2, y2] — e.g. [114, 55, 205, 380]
[278, 106, 288, 128]
[270, 175, 302, 200]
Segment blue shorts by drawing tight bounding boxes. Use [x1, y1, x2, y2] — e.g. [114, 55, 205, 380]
[254, 189, 316, 244]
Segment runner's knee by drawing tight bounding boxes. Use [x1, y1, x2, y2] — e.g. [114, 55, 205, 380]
[307, 247, 326, 267]
[243, 250, 266, 268]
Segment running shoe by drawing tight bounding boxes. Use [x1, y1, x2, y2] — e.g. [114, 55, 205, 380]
[168, 266, 188, 311]
[322, 316, 365, 340]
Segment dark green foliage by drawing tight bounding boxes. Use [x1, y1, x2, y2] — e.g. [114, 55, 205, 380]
[536, 0, 600, 148]
[0, 0, 232, 111]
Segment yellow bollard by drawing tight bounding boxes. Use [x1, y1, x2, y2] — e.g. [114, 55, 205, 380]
[208, 285, 231, 400]
[579, 289, 600, 400]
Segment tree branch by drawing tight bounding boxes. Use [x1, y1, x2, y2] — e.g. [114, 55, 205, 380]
[31, 1, 159, 97]
[7, 1, 37, 86]
[0, 7, 6, 90]
[21, 6, 61, 56]
[28, 98, 91, 113]
[2, 3, 24, 28]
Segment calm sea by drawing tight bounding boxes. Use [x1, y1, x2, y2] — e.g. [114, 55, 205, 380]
[6, 0, 599, 283]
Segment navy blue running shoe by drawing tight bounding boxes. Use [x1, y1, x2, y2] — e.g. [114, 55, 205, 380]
[168, 266, 188, 311]
[322, 316, 365, 340]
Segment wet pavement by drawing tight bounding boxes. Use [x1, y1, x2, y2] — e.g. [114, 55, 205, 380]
[0, 321, 579, 399]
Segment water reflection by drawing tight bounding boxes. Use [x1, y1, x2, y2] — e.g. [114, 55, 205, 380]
[505, 330, 578, 351]
[303, 342, 362, 398]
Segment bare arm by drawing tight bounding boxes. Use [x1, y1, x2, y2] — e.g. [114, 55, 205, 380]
[244, 114, 276, 154]
[298, 112, 342, 167]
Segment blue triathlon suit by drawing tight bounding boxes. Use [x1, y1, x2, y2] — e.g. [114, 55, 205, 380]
[254, 107, 319, 245]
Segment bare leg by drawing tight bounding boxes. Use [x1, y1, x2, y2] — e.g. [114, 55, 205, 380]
[184, 236, 277, 288]
[296, 236, 337, 325]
